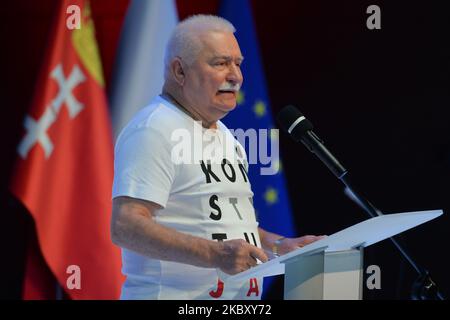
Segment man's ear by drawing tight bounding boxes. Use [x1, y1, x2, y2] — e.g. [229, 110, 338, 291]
[171, 57, 185, 86]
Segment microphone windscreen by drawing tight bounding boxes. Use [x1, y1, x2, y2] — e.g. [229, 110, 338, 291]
[277, 105, 313, 137]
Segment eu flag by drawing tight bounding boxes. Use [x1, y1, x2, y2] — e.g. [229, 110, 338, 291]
[219, 0, 296, 297]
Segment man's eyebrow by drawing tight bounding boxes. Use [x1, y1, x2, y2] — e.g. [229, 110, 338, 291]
[213, 55, 245, 62]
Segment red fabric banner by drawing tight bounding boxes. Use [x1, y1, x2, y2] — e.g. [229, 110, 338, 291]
[11, 0, 123, 299]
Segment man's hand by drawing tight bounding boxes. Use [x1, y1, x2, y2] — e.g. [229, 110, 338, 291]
[213, 239, 269, 275]
[274, 235, 327, 256]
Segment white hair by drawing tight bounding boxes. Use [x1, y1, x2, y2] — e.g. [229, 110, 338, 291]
[164, 15, 236, 80]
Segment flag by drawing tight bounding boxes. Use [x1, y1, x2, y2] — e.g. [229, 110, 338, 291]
[10, 0, 123, 299]
[219, 0, 296, 296]
[109, 0, 178, 139]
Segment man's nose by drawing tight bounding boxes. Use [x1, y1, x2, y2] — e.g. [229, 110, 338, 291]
[227, 63, 243, 84]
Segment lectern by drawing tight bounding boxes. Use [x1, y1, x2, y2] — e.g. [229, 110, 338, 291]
[227, 210, 443, 300]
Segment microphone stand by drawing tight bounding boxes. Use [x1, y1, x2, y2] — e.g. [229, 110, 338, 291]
[339, 172, 444, 300]
[296, 130, 444, 299]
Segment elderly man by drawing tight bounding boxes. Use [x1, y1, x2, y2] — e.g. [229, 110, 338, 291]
[111, 15, 323, 300]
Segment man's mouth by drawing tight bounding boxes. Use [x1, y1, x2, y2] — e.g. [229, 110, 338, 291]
[217, 89, 236, 95]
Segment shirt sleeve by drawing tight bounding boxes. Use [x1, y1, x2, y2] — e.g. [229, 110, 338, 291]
[112, 126, 176, 208]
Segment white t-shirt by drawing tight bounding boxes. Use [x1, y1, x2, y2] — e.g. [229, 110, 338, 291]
[112, 96, 263, 300]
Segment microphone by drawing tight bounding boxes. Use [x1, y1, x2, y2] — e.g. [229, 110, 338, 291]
[276, 105, 347, 179]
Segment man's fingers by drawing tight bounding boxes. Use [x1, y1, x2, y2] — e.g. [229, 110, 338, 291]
[303, 235, 325, 244]
[248, 257, 257, 267]
[306, 235, 320, 241]
[294, 235, 327, 248]
[249, 246, 269, 263]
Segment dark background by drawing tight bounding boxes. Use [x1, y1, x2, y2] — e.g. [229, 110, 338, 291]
[1, 0, 449, 299]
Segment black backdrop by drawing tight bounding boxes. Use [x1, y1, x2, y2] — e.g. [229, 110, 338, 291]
[1, 0, 449, 299]
[255, 0, 450, 299]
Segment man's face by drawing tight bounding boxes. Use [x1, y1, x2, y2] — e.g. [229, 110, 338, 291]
[182, 31, 244, 122]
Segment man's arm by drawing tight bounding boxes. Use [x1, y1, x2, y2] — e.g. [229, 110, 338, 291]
[111, 196, 268, 275]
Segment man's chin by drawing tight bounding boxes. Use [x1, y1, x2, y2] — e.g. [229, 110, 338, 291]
[218, 103, 236, 113]
[217, 98, 237, 109]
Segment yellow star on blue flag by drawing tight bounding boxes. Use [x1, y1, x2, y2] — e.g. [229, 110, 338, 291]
[253, 100, 266, 118]
[264, 187, 279, 205]
[236, 90, 245, 105]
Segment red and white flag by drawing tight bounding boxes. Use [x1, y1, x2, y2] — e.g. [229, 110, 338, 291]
[11, 0, 123, 299]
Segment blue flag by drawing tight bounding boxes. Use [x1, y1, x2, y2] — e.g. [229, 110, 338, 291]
[219, 0, 296, 296]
